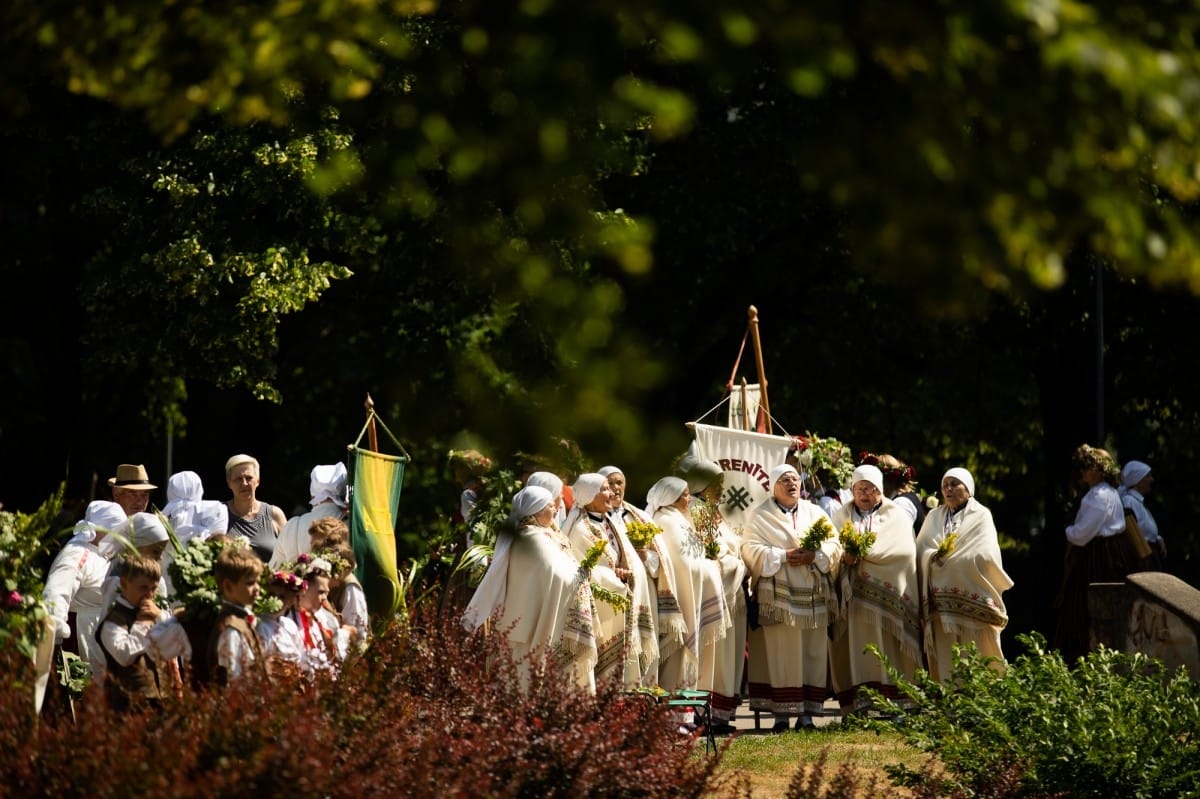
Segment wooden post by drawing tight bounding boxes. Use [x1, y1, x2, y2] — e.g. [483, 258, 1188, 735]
[364, 393, 379, 453]
[740, 377, 751, 431]
[748, 305, 771, 433]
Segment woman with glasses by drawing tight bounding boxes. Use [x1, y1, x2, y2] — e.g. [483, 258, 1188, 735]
[830, 464, 921, 712]
[916, 467, 1013, 680]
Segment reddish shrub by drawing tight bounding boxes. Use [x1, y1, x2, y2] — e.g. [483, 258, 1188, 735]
[1, 607, 739, 798]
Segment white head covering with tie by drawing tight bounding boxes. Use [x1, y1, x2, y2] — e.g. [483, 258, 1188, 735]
[309, 463, 349, 508]
[644, 476, 688, 517]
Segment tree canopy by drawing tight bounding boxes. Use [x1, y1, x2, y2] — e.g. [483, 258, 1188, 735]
[3, 1, 1200, 618]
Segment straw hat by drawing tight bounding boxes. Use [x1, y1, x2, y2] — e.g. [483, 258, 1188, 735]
[107, 464, 157, 490]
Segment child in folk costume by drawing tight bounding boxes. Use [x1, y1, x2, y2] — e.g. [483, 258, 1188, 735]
[206, 542, 269, 686]
[257, 569, 307, 683]
[97, 554, 180, 712]
[324, 543, 370, 651]
[289, 555, 350, 676]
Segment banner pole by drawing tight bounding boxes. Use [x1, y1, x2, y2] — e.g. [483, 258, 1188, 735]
[748, 305, 772, 433]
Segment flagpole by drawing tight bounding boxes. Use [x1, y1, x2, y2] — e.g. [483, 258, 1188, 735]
[748, 305, 772, 433]
[364, 393, 378, 453]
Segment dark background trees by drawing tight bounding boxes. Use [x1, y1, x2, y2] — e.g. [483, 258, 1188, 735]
[3, 2, 1200, 650]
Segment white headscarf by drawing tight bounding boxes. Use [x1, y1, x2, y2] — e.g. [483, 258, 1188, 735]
[526, 471, 564, 499]
[130, 512, 169, 547]
[942, 467, 975, 498]
[572, 473, 608, 507]
[645, 476, 687, 517]
[851, 464, 885, 494]
[769, 463, 800, 487]
[597, 466, 623, 478]
[69, 500, 129, 546]
[509, 486, 553, 525]
[177, 499, 228, 542]
[162, 471, 204, 531]
[309, 463, 348, 508]
[464, 487, 553, 633]
[1121, 460, 1151, 489]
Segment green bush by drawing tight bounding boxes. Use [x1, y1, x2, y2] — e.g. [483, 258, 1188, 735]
[857, 633, 1200, 798]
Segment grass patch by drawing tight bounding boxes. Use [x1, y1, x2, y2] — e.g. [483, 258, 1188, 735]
[713, 726, 929, 798]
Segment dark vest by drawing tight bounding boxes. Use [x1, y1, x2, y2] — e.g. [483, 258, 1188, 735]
[206, 607, 269, 686]
[99, 601, 169, 711]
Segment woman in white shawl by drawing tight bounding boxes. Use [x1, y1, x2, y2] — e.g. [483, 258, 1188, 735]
[741, 463, 842, 731]
[463, 486, 598, 694]
[646, 476, 731, 696]
[563, 472, 661, 689]
[830, 464, 921, 711]
[916, 467, 1013, 681]
[599, 464, 680, 688]
[676, 450, 747, 731]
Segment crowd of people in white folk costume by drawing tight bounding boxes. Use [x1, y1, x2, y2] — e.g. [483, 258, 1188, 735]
[463, 440, 1015, 734]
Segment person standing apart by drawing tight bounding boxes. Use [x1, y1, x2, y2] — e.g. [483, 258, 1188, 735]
[829, 464, 921, 712]
[1119, 460, 1165, 572]
[741, 464, 842, 732]
[1053, 444, 1133, 665]
[915, 468, 1012, 682]
[224, 454, 287, 563]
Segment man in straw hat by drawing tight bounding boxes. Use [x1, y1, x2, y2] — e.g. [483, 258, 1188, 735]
[107, 464, 157, 516]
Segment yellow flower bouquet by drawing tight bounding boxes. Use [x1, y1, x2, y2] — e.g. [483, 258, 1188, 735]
[624, 519, 662, 549]
[799, 516, 834, 551]
[934, 532, 959, 560]
[838, 521, 876, 559]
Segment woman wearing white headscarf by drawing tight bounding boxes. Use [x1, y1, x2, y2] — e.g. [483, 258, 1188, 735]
[561, 473, 652, 688]
[916, 467, 1013, 681]
[526, 471, 570, 538]
[599, 464, 679, 688]
[741, 463, 842, 731]
[1120, 460, 1164, 570]
[677, 449, 748, 731]
[270, 463, 349, 570]
[162, 471, 204, 534]
[463, 486, 598, 693]
[42, 501, 130, 682]
[829, 464, 921, 711]
[646, 476, 731, 697]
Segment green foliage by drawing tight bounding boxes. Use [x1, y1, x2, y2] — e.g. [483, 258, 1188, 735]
[56, 651, 92, 701]
[859, 633, 1200, 798]
[168, 536, 282, 625]
[0, 484, 63, 657]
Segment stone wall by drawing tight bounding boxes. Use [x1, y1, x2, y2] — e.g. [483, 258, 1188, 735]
[1088, 572, 1200, 679]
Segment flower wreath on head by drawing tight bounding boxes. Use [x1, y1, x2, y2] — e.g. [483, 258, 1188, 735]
[448, 449, 493, 477]
[1073, 443, 1121, 482]
[269, 570, 308, 595]
[289, 552, 336, 581]
[858, 451, 917, 487]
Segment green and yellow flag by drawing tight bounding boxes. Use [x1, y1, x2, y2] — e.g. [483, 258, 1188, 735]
[349, 445, 406, 619]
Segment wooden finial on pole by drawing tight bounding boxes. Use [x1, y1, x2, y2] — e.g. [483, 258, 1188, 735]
[747, 305, 772, 433]
[364, 393, 379, 452]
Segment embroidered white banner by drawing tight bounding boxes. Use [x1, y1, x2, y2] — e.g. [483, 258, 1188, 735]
[692, 422, 794, 532]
